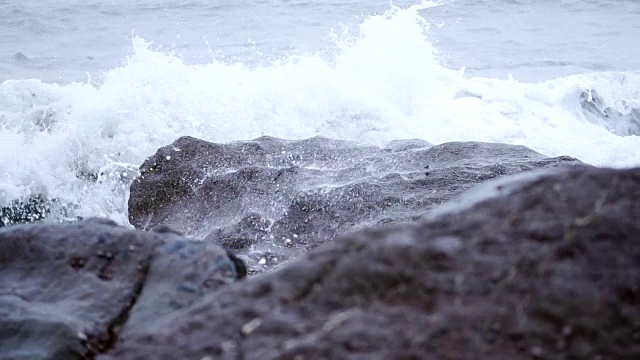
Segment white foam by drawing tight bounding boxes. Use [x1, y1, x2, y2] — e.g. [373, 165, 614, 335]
[0, 2, 638, 224]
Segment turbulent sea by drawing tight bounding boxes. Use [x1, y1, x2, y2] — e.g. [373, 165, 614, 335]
[1, 0, 639, 225]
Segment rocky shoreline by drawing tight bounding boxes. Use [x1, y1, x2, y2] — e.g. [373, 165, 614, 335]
[128, 136, 582, 273]
[1, 136, 638, 359]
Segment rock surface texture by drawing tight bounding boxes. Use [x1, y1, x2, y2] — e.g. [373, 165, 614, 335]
[109, 165, 639, 359]
[2, 135, 639, 360]
[128, 136, 581, 271]
[1, 164, 638, 359]
[0, 219, 244, 360]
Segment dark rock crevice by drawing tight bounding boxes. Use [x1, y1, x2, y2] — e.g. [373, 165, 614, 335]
[83, 254, 154, 359]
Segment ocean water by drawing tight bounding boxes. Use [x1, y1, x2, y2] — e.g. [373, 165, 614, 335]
[1, 0, 639, 225]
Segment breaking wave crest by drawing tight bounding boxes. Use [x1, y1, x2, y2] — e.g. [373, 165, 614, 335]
[1, 1, 639, 224]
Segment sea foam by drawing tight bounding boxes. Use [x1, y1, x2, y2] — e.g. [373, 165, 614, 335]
[1, 1, 638, 224]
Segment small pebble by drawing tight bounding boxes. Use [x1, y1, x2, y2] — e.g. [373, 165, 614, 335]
[241, 318, 262, 335]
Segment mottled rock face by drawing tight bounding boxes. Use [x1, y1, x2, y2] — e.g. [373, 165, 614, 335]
[109, 166, 640, 360]
[128, 136, 581, 272]
[0, 219, 244, 360]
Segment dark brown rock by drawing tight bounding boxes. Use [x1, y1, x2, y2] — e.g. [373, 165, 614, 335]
[104, 166, 640, 360]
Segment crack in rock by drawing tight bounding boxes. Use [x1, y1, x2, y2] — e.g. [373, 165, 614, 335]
[84, 255, 153, 358]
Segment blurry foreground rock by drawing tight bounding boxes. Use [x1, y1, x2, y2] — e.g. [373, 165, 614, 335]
[111, 165, 640, 359]
[0, 219, 245, 360]
[128, 136, 581, 272]
[1, 165, 638, 359]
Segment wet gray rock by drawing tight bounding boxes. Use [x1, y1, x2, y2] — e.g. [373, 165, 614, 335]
[0, 195, 82, 228]
[0, 218, 244, 360]
[106, 165, 640, 360]
[128, 136, 582, 272]
[0, 195, 51, 227]
[0, 163, 137, 228]
[204, 212, 272, 251]
[580, 89, 640, 136]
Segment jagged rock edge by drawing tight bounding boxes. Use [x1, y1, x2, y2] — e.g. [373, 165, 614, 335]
[425, 167, 557, 220]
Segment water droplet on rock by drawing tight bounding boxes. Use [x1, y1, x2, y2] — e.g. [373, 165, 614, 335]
[432, 236, 463, 254]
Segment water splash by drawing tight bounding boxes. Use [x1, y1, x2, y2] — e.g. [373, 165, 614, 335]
[0, 2, 638, 225]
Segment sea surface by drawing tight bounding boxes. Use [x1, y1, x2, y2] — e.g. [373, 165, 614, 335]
[1, 0, 639, 225]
